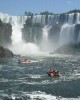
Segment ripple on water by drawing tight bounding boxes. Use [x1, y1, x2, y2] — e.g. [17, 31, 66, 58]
[1, 91, 79, 100]
[27, 74, 43, 79]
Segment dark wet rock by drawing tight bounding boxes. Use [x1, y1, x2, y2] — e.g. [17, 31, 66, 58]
[49, 24, 62, 43]
[22, 22, 43, 44]
[50, 43, 80, 55]
[59, 14, 66, 24]
[0, 19, 12, 47]
[0, 46, 13, 57]
[74, 24, 80, 42]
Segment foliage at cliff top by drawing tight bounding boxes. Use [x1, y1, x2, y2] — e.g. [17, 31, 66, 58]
[67, 9, 80, 14]
[24, 9, 80, 16]
[24, 11, 54, 16]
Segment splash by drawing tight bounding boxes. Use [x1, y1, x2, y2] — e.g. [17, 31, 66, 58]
[9, 41, 40, 55]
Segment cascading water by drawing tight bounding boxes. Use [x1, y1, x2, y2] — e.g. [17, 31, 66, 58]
[0, 13, 27, 44]
[10, 16, 28, 44]
[76, 13, 80, 23]
[41, 25, 51, 51]
[68, 13, 74, 24]
[60, 13, 80, 46]
[0, 13, 41, 55]
[10, 16, 41, 55]
[1, 12, 80, 55]
[60, 23, 75, 45]
[42, 26, 49, 41]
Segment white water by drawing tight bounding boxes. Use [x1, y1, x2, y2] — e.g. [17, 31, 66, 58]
[0, 12, 42, 55]
[41, 25, 52, 51]
[0, 13, 27, 44]
[10, 42, 41, 55]
[60, 23, 75, 45]
[10, 16, 42, 55]
[42, 25, 51, 41]
[68, 13, 74, 24]
[26, 91, 80, 100]
[1, 12, 80, 55]
[32, 15, 47, 25]
[76, 13, 80, 24]
[10, 16, 28, 44]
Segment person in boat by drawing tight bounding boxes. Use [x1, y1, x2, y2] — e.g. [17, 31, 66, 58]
[18, 60, 21, 63]
[24, 59, 31, 62]
[48, 68, 55, 73]
[48, 68, 61, 77]
[48, 68, 55, 76]
[24, 59, 28, 62]
[18, 59, 31, 64]
[54, 70, 59, 76]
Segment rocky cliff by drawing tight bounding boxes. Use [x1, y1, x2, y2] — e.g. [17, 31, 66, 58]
[0, 46, 13, 57]
[0, 19, 12, 47]
[22, 17, 43, 44]
[50, 43, 80, 55]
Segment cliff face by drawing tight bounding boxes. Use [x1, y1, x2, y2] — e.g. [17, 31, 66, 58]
[22, 17, 43, 44]
[50, 43, 80, 55]
[22, 15, 62, 46]
[0, 19, 12, 47]
[0, 46, 13, 57]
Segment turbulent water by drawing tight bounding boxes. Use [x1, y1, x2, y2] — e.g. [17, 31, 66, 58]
[0, 54, 80, 100]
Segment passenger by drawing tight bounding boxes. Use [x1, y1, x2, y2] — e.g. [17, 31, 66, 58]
[18, 60, 21, 63]
[48, 68, 53, 73]
[48, 68, 61, 77]
[48, 68, 55, 73]
[54, 70, 60, 76]
[24, 59, 27, 62]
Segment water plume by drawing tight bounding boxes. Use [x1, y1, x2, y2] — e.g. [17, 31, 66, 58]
[9, 41, 40, 56]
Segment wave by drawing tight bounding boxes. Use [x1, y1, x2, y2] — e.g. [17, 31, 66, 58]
[0, 91, 79, 100]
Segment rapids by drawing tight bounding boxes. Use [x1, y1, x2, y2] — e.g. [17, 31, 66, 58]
[0, 54, 80, 100]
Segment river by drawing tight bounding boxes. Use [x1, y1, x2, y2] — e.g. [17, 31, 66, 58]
[0, 54, 80, 100]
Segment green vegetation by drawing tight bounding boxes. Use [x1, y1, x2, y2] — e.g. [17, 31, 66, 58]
[40, 11, 54, 15]
[24, 9, 80, 16]
[67, 9, 80, 14]
[24, 11, 33, 16]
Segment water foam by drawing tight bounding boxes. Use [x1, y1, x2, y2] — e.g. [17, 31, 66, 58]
[25, 91, 80, 100]
[9, 41, 41, 55]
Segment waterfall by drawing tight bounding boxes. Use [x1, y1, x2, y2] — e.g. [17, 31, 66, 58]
[68, 13, 74, 24]
[0, 12, 41, 55]
[41, 25, 51, 51]
[76, 13, 80, 23]
[32, 15, 42, 24]
[60, 23, 75, 45]
[42, 26, 50, 41]
[0, 12, 80, 55]
[11, 16, 28, 44]
[0, 13, 27, 44]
